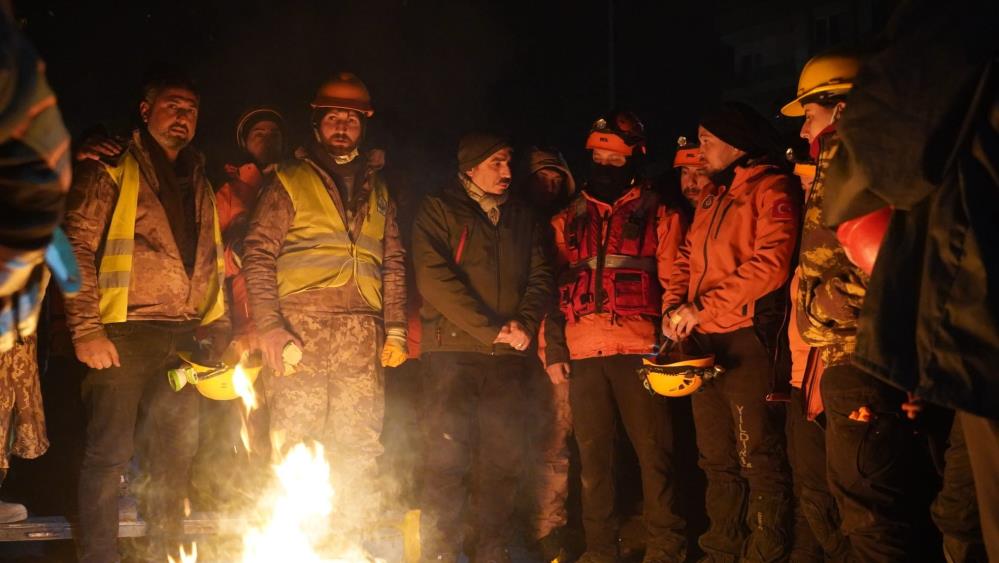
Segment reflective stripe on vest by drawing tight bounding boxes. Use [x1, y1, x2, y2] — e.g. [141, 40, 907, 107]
[98, 152, 226, 325]
[274, 160, 387, 310]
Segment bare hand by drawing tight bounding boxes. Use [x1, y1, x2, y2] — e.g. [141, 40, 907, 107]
[668, 303, 700, 340]
[661, 314, 678, 341]
[75, 135, 125, 162]
[258, 327, 301, 376]
[75, 336, 121, 370]
[545, 362, 570, 385]
[493, 320, 531, 351]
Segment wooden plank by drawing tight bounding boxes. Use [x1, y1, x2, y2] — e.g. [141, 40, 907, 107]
[0, 513, 248, 542]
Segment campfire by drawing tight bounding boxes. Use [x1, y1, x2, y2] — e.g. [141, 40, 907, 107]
[169, 363, 380, 562]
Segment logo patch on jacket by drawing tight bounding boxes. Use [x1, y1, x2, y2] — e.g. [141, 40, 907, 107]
[772, 198, 794, 221]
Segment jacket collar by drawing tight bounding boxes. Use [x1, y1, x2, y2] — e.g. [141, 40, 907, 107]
[126, 129, 206, 194]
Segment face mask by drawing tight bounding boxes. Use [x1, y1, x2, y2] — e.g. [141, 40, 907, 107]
[587, 161, 634, 202]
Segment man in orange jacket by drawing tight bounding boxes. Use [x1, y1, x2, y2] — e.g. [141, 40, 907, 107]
[663, 102, 798, 563]
[216, 107, 286, 345]
[545, 112, 687, 563]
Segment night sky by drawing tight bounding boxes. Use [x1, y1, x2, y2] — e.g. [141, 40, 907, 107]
[21, 0, 732, 193]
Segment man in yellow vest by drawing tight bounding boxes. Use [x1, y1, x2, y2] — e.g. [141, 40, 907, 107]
[241, 72, 407, 531]
[63, 65, 228, 563]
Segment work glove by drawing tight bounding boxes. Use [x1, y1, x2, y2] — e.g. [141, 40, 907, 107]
[381, 328, 408, 368]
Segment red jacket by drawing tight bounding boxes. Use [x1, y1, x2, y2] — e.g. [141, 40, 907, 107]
[544, 185, 686, 363]
[664, 162, 799, 334]
[216, 162, 268, 335]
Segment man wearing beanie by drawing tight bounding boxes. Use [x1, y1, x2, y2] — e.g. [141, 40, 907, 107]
[663, 101, 799, 562]
[544, 112, 688, 563]
[241, 73, 407, 532]
[412, 133, 554, 562]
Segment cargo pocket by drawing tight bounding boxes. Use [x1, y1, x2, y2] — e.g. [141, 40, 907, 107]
[562, 268, 595, 319]
[607, 269, 650, 316]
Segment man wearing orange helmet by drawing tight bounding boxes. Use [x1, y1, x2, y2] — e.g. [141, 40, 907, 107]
[241, 73, 407, 528]
[672, 136, 712, 207]
[545, 112, 688, 563]
[663, 101, 798, 563]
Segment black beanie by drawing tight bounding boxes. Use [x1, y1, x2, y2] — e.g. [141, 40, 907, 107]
[458, 132, 511, 172]
[699, 102, 781, 158]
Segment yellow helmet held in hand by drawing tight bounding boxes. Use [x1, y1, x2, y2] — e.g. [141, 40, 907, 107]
[781, 52, 861, 117]
[639, 349, 724, 398]
[169, 352, 263, 401]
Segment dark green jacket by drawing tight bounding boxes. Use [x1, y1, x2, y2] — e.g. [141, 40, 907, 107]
[411, 178, 555, 356]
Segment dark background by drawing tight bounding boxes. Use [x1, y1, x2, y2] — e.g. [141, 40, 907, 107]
[18, 0, 742, 194]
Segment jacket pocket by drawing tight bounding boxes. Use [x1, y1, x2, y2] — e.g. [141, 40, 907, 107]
[559, 268, 595, 319]
[606, 269, 657, 316]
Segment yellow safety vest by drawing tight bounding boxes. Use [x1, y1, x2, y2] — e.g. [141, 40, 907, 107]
[274, 160, 387, 310]
[97, 151, 226, 325]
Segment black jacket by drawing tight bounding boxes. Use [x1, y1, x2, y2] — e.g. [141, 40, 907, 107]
[411, 178, 555, 356]
[822, 0, 999, 418]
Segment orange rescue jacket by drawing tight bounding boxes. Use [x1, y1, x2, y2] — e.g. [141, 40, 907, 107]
[664, 162, 799, 334]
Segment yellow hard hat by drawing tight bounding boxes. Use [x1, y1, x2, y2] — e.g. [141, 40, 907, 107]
[780, 53, 860, 117]
[640, 354, 723, 398]
[311, 72, 374, 117]
[175, 352, 262, 401]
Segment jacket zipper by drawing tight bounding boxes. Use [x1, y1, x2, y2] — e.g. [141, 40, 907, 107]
[594, 211, 611, 313]
[713, 200, 736, 239]
[692, 188, 727, 300]
[493, 219, 501, 355]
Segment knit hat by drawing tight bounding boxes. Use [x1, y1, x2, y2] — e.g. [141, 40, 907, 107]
[699, 102, 782, 158]
[458, 132, 511, 172]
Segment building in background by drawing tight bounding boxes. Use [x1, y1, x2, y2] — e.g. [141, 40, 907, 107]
[716, 0, 897, 120]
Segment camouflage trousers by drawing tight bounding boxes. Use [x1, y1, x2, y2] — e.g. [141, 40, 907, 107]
[0, 334, 48, 469]
[265, 310, 385, 524]
[525, 358, 572, 540]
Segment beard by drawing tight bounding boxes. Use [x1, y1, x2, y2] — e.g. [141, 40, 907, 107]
[323, 133, 359, 156]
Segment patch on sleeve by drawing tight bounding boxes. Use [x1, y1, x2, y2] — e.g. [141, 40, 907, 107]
[772, 198, 794, 221]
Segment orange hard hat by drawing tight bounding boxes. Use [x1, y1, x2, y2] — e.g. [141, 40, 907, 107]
[673, 136, 704, 168]
[311, 72, 374, 117]
[585, 110, 646, 156]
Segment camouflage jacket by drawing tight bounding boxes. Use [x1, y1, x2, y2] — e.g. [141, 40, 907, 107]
[795, 128, 868, 366]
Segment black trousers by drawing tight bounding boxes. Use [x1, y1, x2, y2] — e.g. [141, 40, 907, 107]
[689, 328, 790, 563]
[961, 412, 999, 562]
[77, 321, 201, 563]
[821, 363, 921, 563]
[931, 413, 988, 562]
[569, 354, 685, 556]
[786, 388, 849, 562]
[419, 352, 529, 559]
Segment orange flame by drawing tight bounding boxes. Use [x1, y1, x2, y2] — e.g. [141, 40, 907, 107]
[166, 542, 197, 563]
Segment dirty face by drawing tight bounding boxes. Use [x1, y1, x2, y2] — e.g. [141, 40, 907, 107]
[141, 87, 199, 152]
